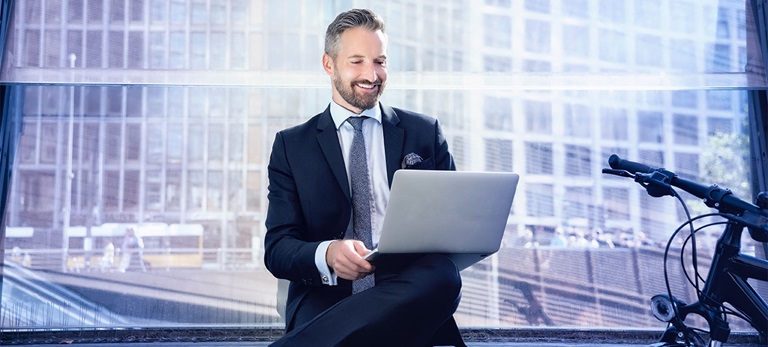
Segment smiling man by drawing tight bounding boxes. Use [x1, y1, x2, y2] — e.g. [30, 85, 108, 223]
[264, 8, 466, 347]
[326, 25, 386, 114]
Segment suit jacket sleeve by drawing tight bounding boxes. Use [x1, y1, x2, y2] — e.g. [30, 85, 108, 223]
[263, 130, 328, 286]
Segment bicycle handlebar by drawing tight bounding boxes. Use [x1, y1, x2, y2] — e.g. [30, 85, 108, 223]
[608, 154, 654, 174]
[605, 154, 768, 241]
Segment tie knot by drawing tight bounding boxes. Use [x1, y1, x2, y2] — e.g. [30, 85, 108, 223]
[347, 116, 366, 131]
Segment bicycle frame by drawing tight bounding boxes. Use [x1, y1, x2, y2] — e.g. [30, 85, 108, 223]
[658, 221, 768, 345]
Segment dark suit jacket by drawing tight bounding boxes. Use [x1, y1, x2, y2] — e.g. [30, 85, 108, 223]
[264, 103, 455, 329]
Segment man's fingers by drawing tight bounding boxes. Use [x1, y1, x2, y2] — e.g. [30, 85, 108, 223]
[352, 241, 370, 255]
[333, 260, 368, 280]
[347, 241, 374, 271]
[326, 240, 374, 280]
[344, 248, 374, 272]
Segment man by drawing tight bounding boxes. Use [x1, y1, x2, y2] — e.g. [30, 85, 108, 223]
[264, 8, 465, 346]
[119, 227, 146, 272]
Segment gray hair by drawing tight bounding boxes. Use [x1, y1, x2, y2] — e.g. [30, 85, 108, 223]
[324, 9, 386, 59]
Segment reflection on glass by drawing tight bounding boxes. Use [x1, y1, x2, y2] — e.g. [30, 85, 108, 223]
[0, 0, 763, 336]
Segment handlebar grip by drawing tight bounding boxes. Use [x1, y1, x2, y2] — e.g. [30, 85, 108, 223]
[608, 154, 654, 174]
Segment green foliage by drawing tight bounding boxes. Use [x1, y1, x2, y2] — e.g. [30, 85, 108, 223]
[685, 131, 752, 217]
[701, 132, 751, 199]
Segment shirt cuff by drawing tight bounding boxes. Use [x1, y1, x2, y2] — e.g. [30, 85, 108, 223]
[315, 240, 338, 286]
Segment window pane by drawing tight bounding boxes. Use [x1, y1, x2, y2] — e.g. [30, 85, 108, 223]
[564, 145, 591, 176]
[563, 25, 589, 58]
[673, 114, 699, 145]
[484, 14, 511, 48]
[525, 20, 550, 53]
[484, 96, 512, 131]
[600, 108, 628, 140]
[525, 142, 553, 175]
[638, 111, 663, 143]
[1, 0, 762, 338]
[564, 104, 591, 138]
[525, 100, 551, 133]
[526, 183, 554, 217]
[485, 139, 513, 172]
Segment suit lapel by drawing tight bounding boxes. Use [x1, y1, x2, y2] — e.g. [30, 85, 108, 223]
[316, 107, 352, 200]
[381, 105, 403, 187]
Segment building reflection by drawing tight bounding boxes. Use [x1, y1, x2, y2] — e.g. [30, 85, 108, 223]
[1, 0, 758, 331]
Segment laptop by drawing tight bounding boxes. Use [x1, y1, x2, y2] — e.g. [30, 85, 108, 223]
[364, 169, 519, 270]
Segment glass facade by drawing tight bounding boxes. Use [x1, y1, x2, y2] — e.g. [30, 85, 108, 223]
[1, 0, 766, 335]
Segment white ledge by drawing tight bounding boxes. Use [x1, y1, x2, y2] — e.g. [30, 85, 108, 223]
[1, 68, 767, 90]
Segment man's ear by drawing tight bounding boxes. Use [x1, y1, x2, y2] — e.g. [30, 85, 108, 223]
[322, 53, 334, 77]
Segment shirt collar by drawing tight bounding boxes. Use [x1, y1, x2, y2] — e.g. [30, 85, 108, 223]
[330, 101, 382, 130]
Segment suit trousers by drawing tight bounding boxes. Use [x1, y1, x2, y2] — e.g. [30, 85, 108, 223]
[270, 254, 466, 347]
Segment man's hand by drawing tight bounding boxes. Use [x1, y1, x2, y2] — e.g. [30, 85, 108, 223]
[326, 240, 375, 281]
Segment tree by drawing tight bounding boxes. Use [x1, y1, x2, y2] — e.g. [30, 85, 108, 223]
[700, 131, 751, 201]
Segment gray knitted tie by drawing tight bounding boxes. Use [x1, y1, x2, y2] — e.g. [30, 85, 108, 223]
[348, 117, 375, 293]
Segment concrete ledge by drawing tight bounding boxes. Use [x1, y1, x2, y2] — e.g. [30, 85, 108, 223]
[1, 327, 764, 346]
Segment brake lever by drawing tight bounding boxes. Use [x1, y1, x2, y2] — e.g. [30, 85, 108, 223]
[602, 168, 674, 198]
[602, 168, 635, 178]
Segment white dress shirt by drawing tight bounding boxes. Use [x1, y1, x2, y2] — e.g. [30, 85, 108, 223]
[314, 101, 389, 286]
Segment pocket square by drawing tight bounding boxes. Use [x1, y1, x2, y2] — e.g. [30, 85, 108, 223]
[401, 153, 424, 169]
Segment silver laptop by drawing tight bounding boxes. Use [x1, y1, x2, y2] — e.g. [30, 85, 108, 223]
[364, 169, 519, 270]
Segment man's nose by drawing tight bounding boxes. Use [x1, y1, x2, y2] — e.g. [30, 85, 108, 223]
[362, 62, 378, 82]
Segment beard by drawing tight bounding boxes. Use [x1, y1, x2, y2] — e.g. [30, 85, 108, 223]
[332, 71, 385, 112]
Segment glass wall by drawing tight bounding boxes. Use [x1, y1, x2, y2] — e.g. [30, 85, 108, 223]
[1, 0, 766, 332]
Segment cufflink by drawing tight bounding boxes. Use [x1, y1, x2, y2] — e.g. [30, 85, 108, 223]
[322, 276, 329, 283]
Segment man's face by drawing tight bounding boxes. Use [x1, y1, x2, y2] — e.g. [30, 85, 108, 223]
[323, 27, 388, 114]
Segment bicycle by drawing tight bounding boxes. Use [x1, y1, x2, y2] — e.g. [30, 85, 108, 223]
[602, 154, 768, 347]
